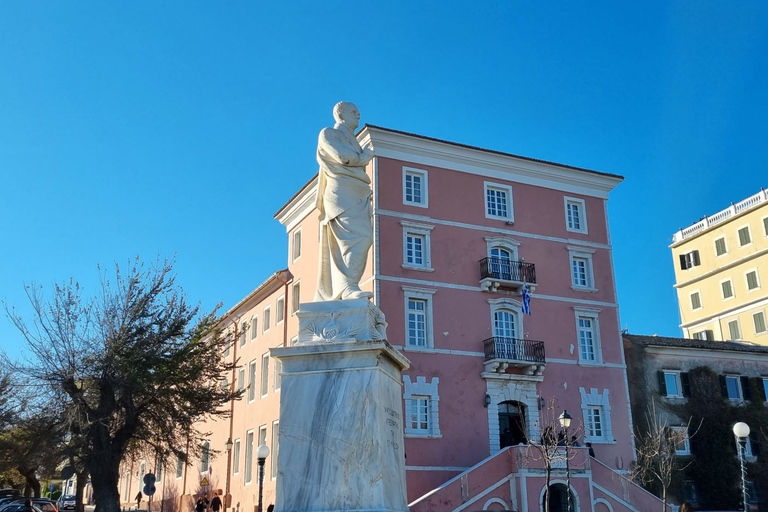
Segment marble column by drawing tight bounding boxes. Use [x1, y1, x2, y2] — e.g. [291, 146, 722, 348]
[270, 300, 410, 512]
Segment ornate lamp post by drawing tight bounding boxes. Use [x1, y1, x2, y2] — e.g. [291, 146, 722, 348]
[224, 438, 233, 512]
[256, 445, 270, 512]
[733, 422, 750, 512]
[559, 410, 573, 512]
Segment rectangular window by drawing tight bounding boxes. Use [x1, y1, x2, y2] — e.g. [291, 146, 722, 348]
[238, 368, 245, 392]
[725, 375, 742, 399]
[403, 167, 428, 207]
[263, 307, 271, 333]
[763, 379, 768, 402]
[693, 329, 714, 341]
[156, 459, 163, 480]
[747, 270, 760, 291]
[721, 280, 734, 299]
[728, 320, 741, 340]
[271, 421, 279, 479]
[405, 233, 425, 266]
[248, 360, 257, 402]
[586, 407, 604, 438]
[406, 397, 430, 432]
[200, 441, 210, 473]
[679, 250, 701, 270]
[754, 312, 767, 334]
[682, 481, 699, 504]
[260, 353, 270, 397]
[274, 345, 283, 391]
[572, 257, 588, 287]
[690, 292, 702, 310]
[484, 182, 513, 220]
[564, 197, 587, 234]
[739, 226, 752, 246]
[244, 430, 254, 484]
[715, 237, 727, 256]
[258, 425, 267, 449]
[664, 372, 681, 397]
[232, 439, 241, 475]
[250, 316, 258, 341]
[764, 217, 768, 236]
[671, 427, 690, 455]
[407, 299, 427, 347]
[292, 229, 302, 261]
[176, 456, 184, 479]
[292, 282, 301, 314]
[276, 297, 285, 324]
[577, 317, 595, 361]
[239, 322, 247, 347]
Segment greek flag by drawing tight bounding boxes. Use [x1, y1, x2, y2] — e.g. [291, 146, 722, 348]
[522, 283, 532, 315]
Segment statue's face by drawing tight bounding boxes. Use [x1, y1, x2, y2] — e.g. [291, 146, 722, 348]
[340, 103, 361, 130]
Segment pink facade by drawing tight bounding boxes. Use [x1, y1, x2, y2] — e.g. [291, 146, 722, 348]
[120, 125, 662, 512]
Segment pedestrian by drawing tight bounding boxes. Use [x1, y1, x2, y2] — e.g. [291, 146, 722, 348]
[586, 442, 595, 457]
[570, 435, 580, 447]
[195, 498, 205, 512]
[210, 494, 222, 512]
[266, 505, 274, 512]
[135, 492, 142, 510]
[680, 503, 693, 512]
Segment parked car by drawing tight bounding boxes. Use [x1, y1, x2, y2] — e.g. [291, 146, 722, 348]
[56, 496, 75, 512]
[0, 492, 20, 500]
[0, 503, 43, 512]
[0, 499, 55, 512]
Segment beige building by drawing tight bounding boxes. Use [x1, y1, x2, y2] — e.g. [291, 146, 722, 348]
[671, 188, 768, 342]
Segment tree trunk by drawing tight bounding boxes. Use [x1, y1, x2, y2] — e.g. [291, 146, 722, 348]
[19, 468, 40, 497]
[661, 486, 667, 512]
[544, 465, 551, 512]
[89, 452, 123, 512]
[75, 470, 87, 512]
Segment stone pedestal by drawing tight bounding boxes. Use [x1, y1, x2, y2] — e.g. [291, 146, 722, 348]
[270, 300, 409, 512]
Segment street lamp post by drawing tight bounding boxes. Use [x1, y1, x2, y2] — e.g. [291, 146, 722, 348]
[256, 445, 270, 512]
[224, 438, 233, 512]
[559, 410, 573, 512]
[733, 422, 750, 512]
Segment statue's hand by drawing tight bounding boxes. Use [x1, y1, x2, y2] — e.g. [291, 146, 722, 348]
[361, 146, 375, 163]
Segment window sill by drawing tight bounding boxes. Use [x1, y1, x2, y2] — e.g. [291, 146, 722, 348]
[402, 264, 434, 272]
[566, 228, 589, 235]
[405, 433, 442, 439]
[586, 439, 616, 445]
[403, 345, 435, 352]
[403, 201, 428, 208]
[578, 360, 603, 367]
[486, 216, 513, 222]
[571, 285, 598, 293]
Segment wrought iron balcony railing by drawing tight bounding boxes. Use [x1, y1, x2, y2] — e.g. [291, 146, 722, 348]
[479, 257, 536, 284]
[483, 336, 546, 364]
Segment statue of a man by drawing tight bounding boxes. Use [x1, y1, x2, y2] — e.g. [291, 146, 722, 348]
[315, 101, 375, 301]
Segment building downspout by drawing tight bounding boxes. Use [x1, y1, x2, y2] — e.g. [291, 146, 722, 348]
[225, 319, 241, 511]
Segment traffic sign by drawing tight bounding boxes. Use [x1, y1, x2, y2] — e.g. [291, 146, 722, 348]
[143, 485, 156, 496]
[143, 473, 156, 486]
[200, 477, 209, 487]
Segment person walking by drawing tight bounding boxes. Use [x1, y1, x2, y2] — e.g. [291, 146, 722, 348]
[135, 492, 142, 510]
[195, 498, 206, 512]
[210, 494, 222, 512]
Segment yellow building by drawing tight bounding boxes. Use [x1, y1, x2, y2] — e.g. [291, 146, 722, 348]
[671, 189, 768, 342]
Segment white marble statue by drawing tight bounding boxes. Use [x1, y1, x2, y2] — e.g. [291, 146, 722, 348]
[315, 101, 375, 301]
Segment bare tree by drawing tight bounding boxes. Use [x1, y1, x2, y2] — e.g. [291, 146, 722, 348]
[630, 399, 695, 512]
[6, 258, 242, 512]
[526, 399, 582, 512]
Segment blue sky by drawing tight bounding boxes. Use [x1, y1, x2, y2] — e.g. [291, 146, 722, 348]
[1, 2, 767, 358]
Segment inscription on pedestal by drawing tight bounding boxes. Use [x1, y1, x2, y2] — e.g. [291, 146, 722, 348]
[385, 407, 400, 451]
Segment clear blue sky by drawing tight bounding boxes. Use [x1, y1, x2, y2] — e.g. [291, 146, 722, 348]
[2, 2, 767, 358]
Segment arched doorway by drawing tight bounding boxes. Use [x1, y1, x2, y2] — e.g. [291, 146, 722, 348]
[498, 401, 527, 448]
[543, 483, 575, 512]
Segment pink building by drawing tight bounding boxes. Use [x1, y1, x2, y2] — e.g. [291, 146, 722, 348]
[120, 125, 664, 512]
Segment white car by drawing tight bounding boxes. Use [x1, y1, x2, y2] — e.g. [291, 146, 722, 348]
[57, 497, 76, 512]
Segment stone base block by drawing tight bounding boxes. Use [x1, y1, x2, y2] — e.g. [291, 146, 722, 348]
[296, 299, 388, 344]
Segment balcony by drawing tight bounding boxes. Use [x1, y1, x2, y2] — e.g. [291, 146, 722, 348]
[479, 257, 536, 293]
[483, 336, 545, 376]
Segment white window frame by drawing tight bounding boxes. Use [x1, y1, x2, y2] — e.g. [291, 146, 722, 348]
[276, 296, 285, 324]
[484, 236, 521, 261]
[258, 424, 267, 449]
[484, 181, 514, 221]
[263, 306, 271, 333]
[200, 441, 210, 474]
[239, 322, 247, 347]
[489, 298, 524, 340]
[403, 166, 428, 208]
[232, 438, 241, 475]
[745, 269, 761, 292]
[175, 454, 185, 480]
[724, 374, 743, 400]
[663, 371, 683, 398]
[738, 225, 753, 247]
[271, 420, 279, 480]
[244, 430, 254, 485]
[290, 335, 298, 346]
[401, 220, 434, 271]
[567, 245, 597, 292]
[403, 375, 441, 438]
[573, 306, 602, 364]
[564, 196, 588, 234]
[763, 216, 768, 237]
[714, 236, 728, 257]
[291, 281, 301, 315]
[720, 278, 735, 301]
[292, 228, 302, 262]
[754, 311, 767, 335]
[579, 387, 613, 444]
[671, 426, 690, 455]
[260, 352, 270, 398]
[690, 290, 702, 311]
[237, 368, 245, 392]
[727, 319, 742, 340]
[247, 359, 257, 403]
[402, 286, 436, 349]
[250, 315, 258, 341]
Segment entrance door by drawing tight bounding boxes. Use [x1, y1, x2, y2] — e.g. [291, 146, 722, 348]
[498, 401, 527, 448]
[493, 310, 517, 359]
[490, 247, 513, 280]
[545, 484, 574, 512]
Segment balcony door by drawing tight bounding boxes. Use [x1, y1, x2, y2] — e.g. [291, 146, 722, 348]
[499, 401, 527, 448]
[490, 247, 513, 280]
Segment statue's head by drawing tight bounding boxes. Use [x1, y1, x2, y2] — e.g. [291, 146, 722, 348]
[333, 101, 361, 130]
